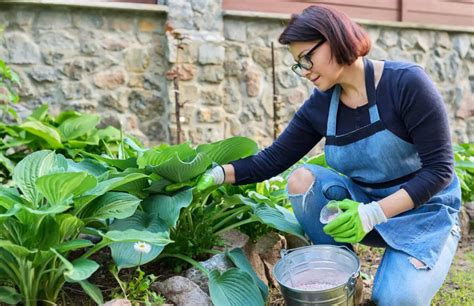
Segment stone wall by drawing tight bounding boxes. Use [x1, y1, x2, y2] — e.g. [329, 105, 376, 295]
[0, 0, 473, 150]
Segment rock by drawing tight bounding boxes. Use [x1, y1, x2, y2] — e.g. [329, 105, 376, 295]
[224, 19, 247, 41]
[125, 47, 150, 73]
[453, 34, 471, 58]
[35, 10, 72, 29]
[199, 43, 225, 65]
[153, 276, 212, 306]
[223, 78, 242, 114]
[252, 47, 272, 68]
[72, 12, 104, 29]
[197, 107, 222, 123]
[200, 65, 225, 83]
[29, 66, 58, 83]
[245, 68, 262, 97]
[5, 33, 41, 64]
[62, 82, 92, 100]
[217, 229, 250, 250]
[460, 206, 470, 243]
[103, 298, 131, 306]
[128, 90, 165, 121]
[94, 68, 126, 90]
[277, 70, 299, 89]
[184, 253, 235, 294]
[201, 88, 223, 106]
[464, 202, 474, 220]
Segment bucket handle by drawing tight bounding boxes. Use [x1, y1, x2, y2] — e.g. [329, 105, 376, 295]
[280, 244, 355, 258]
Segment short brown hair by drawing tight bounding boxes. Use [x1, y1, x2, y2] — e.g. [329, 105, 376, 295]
[279, 5, 371, 66]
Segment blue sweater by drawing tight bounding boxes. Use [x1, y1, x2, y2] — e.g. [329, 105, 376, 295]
[231, 61, 454, 208]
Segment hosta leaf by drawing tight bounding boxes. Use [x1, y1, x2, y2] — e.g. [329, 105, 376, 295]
[28, 104, 49, 121]
[56, 214, 84, 240]
[81, 152, 137, 170]
[0, 205, 20, 221]
[141, 188, 193, 228]
[137, 143, 193, 168]
[36, 172, 97, 206]
[59, 114, 101, 140]
[55, 110, 81, 125]
[19, 203, 71, 215]
[153, 152, 212, 183]
[53, 239, 94, 253]
[12, 151, 67, 205]
[20, 121, 63, 149]
[196, 136, 258, 165]
[81, 192, 141, 221]
[0, 152, 15, 173]
[0, 286, 22, 305]
[109, 211, 169, 269]
[96, 126, 121, 142]
[208, 268, 264, 306]
[67, 158, 108, 177]
[103, 229, 172, 245]
[66, 258, 100, 281]
[78, 280, 103, 305]
[0, 187, 23, 210]
[0, 241, 36, 258]
[252, 203, 305, 239]
[226, 248, 268, 300]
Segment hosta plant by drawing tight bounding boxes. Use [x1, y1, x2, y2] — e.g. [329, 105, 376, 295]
[0, 150, 172, 305]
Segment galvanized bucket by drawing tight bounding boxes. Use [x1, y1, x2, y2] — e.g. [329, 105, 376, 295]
[273, 245, 360, 306]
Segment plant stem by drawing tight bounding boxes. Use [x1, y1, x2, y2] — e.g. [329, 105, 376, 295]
[211, 207, 251, 232]
[214, 218, 257, 236]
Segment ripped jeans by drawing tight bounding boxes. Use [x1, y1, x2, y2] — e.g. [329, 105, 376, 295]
[286, 164, 461, 305]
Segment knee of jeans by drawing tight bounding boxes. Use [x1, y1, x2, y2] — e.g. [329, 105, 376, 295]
[322, 184, 350, 200]
[287, 167, 315, 195]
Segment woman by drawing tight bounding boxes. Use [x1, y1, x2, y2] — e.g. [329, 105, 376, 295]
[197, 5, 461, 305]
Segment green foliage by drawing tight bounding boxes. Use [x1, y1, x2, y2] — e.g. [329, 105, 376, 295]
[0, 150, 171, 305]
[454, 143, 474, 203]
[0, 58, 21, 122]
[0, 104, 144, 184]
[110, 265, 166, 305]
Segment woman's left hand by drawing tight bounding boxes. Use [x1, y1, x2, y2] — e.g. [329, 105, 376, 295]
[323, 199, 387, 243]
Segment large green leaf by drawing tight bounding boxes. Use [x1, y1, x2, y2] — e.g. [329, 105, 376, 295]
[57, 214, 84, 240]
[0, 241, 36, 258]
[28, 104, 49, 121]
[0, 152, 15, 173]
[226, 248, 268, 300]
[81, 192, 141, 221]
[0, 187, 23, 210]
[78, 280, 103, 305]
[36, 172, 97, 206]
[20, 121, 63, 149]
[252, 203, 305, 239]
[141, 189, 193, 228]
[108, 211, 169, 269]
[67, 158, 109, 177]
[81, 152, 137, 170]
[12, 151, 67, 205]
[137, 143, 193, 168]
[0, 286, 22, 305]
[208, 268, 265, 306]
[51, 249, 99, 281]
[59, 114, 101, 140]
[196, 136, 258, 165]
[153, 152, 212, 183]
[53, 239, 94, 253]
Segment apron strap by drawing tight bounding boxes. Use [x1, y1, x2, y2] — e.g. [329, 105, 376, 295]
[327, 85, 341, 137]
[363, 58, 381, 123]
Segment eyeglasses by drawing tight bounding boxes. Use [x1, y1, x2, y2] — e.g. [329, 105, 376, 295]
[291, 40, 326, 77]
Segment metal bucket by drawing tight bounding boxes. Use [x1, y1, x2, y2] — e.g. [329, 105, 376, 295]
[273, 245, 360, 306]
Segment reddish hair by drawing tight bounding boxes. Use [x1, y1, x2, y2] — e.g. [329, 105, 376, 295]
[279, 5, 371, 65]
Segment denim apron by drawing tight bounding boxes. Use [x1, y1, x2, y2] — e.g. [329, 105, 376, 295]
[319, 58, 461, 269]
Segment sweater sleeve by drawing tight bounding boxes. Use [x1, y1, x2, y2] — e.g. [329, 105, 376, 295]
[230, 97, 323, 185]
[397, 66, 454, 207]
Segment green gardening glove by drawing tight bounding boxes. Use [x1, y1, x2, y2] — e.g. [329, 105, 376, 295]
[196, 165, 225, 192]
[323, 199, 387, 243]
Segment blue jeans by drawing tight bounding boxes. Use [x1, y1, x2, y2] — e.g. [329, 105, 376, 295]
[286, 165, 460, 305]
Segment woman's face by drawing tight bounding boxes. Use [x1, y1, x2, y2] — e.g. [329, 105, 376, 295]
[289, 40, 344, 91]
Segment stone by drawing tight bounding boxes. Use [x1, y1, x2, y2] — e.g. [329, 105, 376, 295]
[64, 99, 98, 113]
[377, 30, 399, 48]
[465, 202, 474, 220]
[38, 31, 78, 52]
[128, 74, 145, 88]
[101, 36, 130, 51]
[224, 61, 243, 76]
[189, 126, 222, 144]
[224, 115, 242, 137]
[399, 30, 419, 50]
[245, 68, 262, 97]
[455, 84, 474, 119]
[29, 66, 57, 82]
[72, 12, 104, 29]
[426, 58, 445, 82]
[415, 34, 431, 52]
[184, 254, 235, 294]
[138, 17, 161, 33]
[224, 19, 247, 41]
[277, 70, 299, 89]
[61, 58, 99, 80]
[167, 64, 198, 81]
[62, 82, 92, 100]
[252, 47, 272, 68]
[197, 108, 222, 123]
[201, 88, 223, 106]
[167, 0, 194, 29]
[387, 48, 412, 63]
[180, 84, 199, 103]
[369, 45, 388, 60]
[99, 90, 129, 113]
[287, 88, 307, 105]
[94, 68, 126, 90]
[42, 50, 64, 66]
[217, 229, 250, 250]
[223, 78, 242, 114]
[35, 10, 72, 30]
[446, 51, 461, 82]
[460, 206, 470, 243]
[453, 34, 471, 59]
[125, 47, 150, 73]
[128, 90, 166, 121]
[167, 39, 199, 64]
[436, 32, 452, 49]
[153, 276, 212, 306]
[106, 14, 135, 32]
[142, 117, 168, 143]
[198, 43, 225, 65]
[201, 65, 225, 83]
[144, 73, 164, 91]
[103, 299, 131, 306]
[5, 33, 41, 64]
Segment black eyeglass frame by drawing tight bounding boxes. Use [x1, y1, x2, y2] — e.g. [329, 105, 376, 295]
[291, 39, 326, 76]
